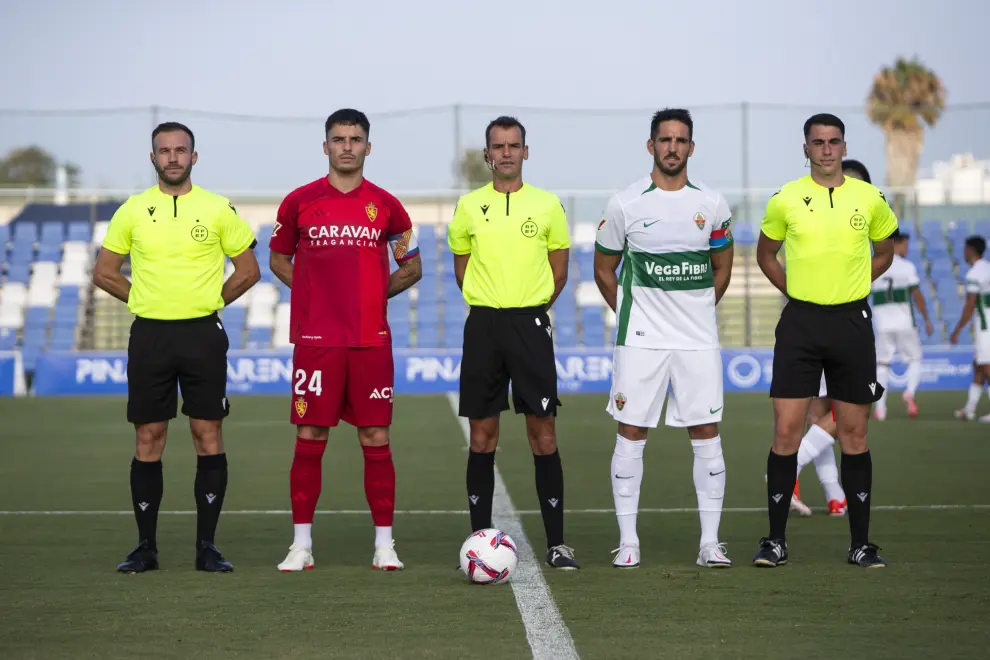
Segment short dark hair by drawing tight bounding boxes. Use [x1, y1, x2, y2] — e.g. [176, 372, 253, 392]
[152, 122, 194, 151]
[842, 159, 872, 184]
[651, 108, 693, 140]
[804, 113, 845, 139]
[965, 235, 987, 257]
[325, 108, 370, 137]
[485, 116, 526, 148]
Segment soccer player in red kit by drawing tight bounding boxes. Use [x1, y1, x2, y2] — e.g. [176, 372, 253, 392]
[268, 108, 422, 572]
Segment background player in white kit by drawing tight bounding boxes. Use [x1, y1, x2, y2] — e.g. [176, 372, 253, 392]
[594, 108, 734, 569]
[950, 236, 990, 422]
[870, 228, 934, 420]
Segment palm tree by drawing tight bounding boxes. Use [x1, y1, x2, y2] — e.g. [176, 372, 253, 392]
[867, 57, 947, 216]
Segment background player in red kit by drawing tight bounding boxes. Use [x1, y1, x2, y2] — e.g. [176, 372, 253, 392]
[268, 109, 422, 572]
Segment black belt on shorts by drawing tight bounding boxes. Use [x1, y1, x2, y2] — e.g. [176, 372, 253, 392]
[786, 297, 868, 313]
[469, 305, 546, 315]
[134, 312, 219, 325]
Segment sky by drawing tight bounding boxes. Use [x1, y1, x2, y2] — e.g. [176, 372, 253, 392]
[1, 0, 988, 210]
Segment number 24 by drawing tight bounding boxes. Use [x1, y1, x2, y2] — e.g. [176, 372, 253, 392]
[294, 369, 323, 396]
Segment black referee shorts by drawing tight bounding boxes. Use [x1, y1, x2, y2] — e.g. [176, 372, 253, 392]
[126, 313, 231, 424]
[459, 306, 561, 419]
[770, 297, 883, 405]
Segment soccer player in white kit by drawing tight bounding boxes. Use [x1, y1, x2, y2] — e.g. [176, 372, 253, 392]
[870, 228, 934, 420]
[593, 108, 734, 569]
[950, 236, 990, 422]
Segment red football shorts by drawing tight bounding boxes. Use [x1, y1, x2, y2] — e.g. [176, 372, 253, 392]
[289, 344, 394, 428]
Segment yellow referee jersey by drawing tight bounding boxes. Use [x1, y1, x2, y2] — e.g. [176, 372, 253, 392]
[103, 185, 257, 320]
[447, 183, 570, 308]
[761, 175, 898, 305]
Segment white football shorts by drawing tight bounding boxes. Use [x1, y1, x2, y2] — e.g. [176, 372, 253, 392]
[607, 345, 723, 428]
[875, 328, 923, 364]
[976, 330, 990, 365]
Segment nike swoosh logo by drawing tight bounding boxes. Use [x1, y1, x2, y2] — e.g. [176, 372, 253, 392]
[614, 474, 633, 479]
[710, 406, 722, 414]
[643, 220, 659, 228]
[709, 470, 726, 476]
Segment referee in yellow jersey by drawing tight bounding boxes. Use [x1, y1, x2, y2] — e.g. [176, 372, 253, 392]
[753, 113, 897, 569]
[447, 116, 579, 569]
[93, 122, 260, 574]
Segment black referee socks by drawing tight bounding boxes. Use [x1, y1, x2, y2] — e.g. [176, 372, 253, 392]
[841, 451, 873, 547]
[766, 449, 798, 542]
[466, 450, 496, 532]
[534, 450, 565, 549]
[194, 453, 228, 545]
[130, 457, 163, 551]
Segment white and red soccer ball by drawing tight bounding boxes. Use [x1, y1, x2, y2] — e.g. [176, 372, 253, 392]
[459, 529, 518, 585]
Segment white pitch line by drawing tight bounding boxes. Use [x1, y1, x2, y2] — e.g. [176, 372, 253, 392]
[446, 392, 580, 660]
[2, 504, 988, 516]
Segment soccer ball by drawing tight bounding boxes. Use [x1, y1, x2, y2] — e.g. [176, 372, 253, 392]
[459, 528, 518, 585]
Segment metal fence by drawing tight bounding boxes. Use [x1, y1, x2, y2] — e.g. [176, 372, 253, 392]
[2, 102, 990, 221]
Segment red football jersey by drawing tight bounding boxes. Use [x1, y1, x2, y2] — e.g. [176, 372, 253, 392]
[269, 177, 419, 347]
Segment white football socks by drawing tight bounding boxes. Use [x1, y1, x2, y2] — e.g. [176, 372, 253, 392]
[905, 361, 922, 397]
[964, 384, 983, 414]
[691, 436, 725, 547]
[796, 424, 835, 474]
[813, 446, 845, 503]
[611, 435, 645, 547]
[294, 523, 313, 549]
[876, 363, 890, 410]
[375, 526, 393, 548]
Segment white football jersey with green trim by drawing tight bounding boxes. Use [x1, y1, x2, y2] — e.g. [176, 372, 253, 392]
[595, 175, 733, 350]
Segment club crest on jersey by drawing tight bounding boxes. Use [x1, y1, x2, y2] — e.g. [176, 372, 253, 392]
[365, 202, 378, 222]
[294, 396, 307, 418]
[614, 392, 627, 411]
[694, 212, 706, 230]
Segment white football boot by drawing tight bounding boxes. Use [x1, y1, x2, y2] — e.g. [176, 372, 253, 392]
[697, 542, 732, 568]
[277, 544, 314, 572]
[611, 543, 640, 569]
[372, 540, 405, 571]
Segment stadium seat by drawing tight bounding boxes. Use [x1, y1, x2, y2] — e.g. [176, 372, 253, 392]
[50, 326, 76, 350]
[0, 328, 16, 350]
[40, 221, 64, 246]
[66, 221, 92, 243]
[246, 327, 272, 349]
[0, 304, 26, 331]
[5, 263, 30, 284]
[440, 329, 462, 349]
[272, 302, 291, 348]
[554, 323, 578, 348]
[0, 282, 27, 308]
[391, 327, 410, 348]
[91, 221, 110, 249]
[733, 223, 756, 245]
[12, 222, 38, 244]
[416, 321, 440, 348]
[8, 244, 33, 267]
[974, 221, 990, 239]
[0, 224, 9, 247]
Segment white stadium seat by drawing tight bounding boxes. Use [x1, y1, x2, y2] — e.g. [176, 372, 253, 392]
[251, 282, 278, 306]
[27, 283, 57, 308]
[272, 303, 291, 348]
[31, 262, 59, 282]
[91, 221, 110, 247]
[576, 281, 606, 307]
[61, 241, 92, 267]
[246, 303, 275, 329]
[58, 261, 90, 287]
[0, 302, 25, 330]
[0, 283, 28, 308]
[572, 223, 598, 246]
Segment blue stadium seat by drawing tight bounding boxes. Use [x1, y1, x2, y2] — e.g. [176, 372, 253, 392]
[0, 330, 16, 350]
[22, 330, 47, 350]
[0, 224, 9, 247]
[440, 330, 462, 349]
[21, 346, 41, 373]
[416, 322, 440, 348]
[12, 222, 37, 244]
[50, 326, 76, 350]
[391, 328, 410, 348]
[66, 221, 91, 242]
[8, 246, 33, 267]
[221, 307, 247, 325]
[5, 263, 30, 283]
[554, 323, 578, 347]
[245, 327, 272, 348]
[582, 324, 606, 348]
[733, 223, 756, 245]
[441, 303, 467, 323]
[37, 246, 61, 262]
[25, 307, 50, 327]
[226, 326, 245, 350]
[259, 268, 277, 284]
[40, 221, 64, 245]
[256, 224, 274, 242]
